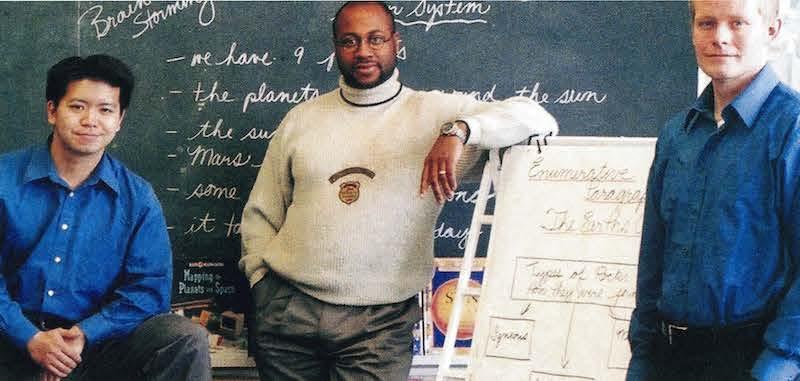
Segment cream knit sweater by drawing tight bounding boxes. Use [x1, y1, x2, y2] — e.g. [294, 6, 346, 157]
[240, 70, 558, 305]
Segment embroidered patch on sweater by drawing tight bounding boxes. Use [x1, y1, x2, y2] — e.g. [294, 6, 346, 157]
[328, 167, 376, 205]
[338, 181, 360, 204]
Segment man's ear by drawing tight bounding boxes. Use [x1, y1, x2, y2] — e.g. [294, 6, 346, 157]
[46, 101, 57, 125]
[392, 31, 403, 58]
[768, 18, 782, 41]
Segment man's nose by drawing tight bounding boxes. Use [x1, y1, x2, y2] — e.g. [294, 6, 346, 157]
[355, 40, 373, 57]
[713, 24, 732, 46]
[81, 109, 98, 126]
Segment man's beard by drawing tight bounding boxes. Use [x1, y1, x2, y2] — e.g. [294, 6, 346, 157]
[339, 60, 396, 89]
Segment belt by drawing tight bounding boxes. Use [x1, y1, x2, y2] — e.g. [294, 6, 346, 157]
[24, 312, 75, 331]
[658, 319, 764, 347]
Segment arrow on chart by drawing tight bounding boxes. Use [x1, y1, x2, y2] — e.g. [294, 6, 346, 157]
[520, 303, 532, 316]
[561, 303, 576, 368]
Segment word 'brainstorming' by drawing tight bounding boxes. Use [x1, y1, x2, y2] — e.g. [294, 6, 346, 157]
[78, 0, 216, 40]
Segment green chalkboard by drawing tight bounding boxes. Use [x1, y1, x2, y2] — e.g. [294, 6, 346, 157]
[0, 1, 695, 313]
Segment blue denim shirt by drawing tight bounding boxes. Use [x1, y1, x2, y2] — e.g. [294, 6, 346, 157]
[628, 66, 800, 381]
[0, 144, 172, 349]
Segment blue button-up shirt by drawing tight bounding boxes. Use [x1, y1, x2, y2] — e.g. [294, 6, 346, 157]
[0, 144, 172, 349]
[628, 66, 800, 380]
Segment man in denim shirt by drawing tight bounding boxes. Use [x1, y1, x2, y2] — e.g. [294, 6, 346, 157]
[0, 55, 211, 381]
[627, 0, 800, 380]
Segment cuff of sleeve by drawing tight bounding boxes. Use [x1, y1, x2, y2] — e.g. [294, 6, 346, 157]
[249, 268, 268, 287]
[8, 318, 39, 350]
[751, 348, 800, 381]
[78, 315, 109, 348]
[459, 117, 480, 145]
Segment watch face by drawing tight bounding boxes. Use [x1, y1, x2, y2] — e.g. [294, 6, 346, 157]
[442, 122, 456, 134]
[441, 122, 466, 143]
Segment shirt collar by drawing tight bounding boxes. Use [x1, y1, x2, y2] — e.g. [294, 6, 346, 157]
[729, 65, 779, 128]
[93, 154, 120, 194]
[22, 144, 55, 184]
[685, 65, 779, 131]
[23, 141, 119, 194]
[339, 68, 402, 106]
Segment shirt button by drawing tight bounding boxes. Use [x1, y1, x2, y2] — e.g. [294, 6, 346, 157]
[69, 192, 75, 198]
[61, 224, 69, 230]
[681, 247, 689, 255]
[47, 290, 55, 297]
[54, 257, 62, 263]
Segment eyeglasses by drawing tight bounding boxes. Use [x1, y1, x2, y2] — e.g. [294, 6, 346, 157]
[334, 35, 390, 51]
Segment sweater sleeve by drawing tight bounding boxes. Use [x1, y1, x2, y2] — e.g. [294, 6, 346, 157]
[446, 94, 558, 176]
[239, 112, 295, 286]
[458, 96, 558, 149]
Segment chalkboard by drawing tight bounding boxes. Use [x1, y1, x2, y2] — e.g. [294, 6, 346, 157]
[467, 138, 654, 381]
[0, 0, 694, 328]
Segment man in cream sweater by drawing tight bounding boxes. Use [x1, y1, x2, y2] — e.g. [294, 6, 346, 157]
[240, 2, 558, 379]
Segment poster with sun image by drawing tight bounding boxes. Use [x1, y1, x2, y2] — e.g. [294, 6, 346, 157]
[424, 258, 485, 354]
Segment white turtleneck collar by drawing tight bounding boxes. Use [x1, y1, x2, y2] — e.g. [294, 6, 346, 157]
[339, 68, 403, 107]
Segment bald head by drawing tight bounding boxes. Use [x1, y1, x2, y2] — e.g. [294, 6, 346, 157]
[332, 1, 395, 38]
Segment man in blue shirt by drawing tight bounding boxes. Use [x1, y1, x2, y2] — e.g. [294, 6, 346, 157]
[0, 55, 211, 381]
[627, 0, 800, 380]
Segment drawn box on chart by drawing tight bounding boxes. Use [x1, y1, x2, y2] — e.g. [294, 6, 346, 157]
[511, 257, 637, 309]
[485, 316, 535, 360]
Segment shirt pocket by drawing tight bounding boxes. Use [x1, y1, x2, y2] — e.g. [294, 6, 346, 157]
[658, 154, 689, 223]
[718, 149, 777, 239]
[72, 229, 125, 301]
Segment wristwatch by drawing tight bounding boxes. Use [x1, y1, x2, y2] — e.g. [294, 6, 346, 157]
[440, 121, 469, 144]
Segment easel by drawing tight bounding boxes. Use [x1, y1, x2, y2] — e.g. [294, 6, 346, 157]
[434, 136, 656, 381]
[435, 134, 551, 381]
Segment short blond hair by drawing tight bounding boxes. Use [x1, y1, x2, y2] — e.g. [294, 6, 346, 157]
[689, 0, 780, 24]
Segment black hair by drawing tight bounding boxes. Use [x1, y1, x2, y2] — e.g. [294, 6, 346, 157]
[332, 1, 396, 37]
[46, 54, 135, 111]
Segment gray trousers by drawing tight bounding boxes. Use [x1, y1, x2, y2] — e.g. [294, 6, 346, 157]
[251, 272, 421, 381]
[0, 314, 211, 381]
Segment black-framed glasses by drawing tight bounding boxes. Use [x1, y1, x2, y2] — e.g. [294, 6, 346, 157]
[334, 35, 390, 50]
